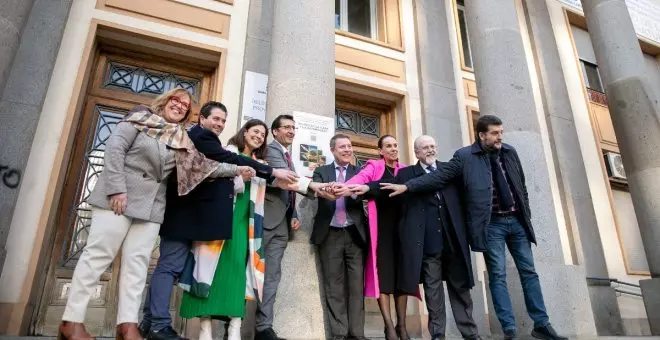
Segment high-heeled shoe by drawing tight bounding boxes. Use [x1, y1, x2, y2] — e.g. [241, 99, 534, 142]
[395, 325, 410, 340]
[116, 323, 143, 340]
[58, 321, 95, 340]
[384, 327, 397, 340]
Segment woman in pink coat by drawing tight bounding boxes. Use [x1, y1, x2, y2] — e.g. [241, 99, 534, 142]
[344, 135, 409, 340]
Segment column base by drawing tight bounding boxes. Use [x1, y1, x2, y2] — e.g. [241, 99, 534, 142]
[272, 242, 325, 339]
[586, 282, 624, 335]
[640, 278, 660, 335]
[485, 262, 597, 337]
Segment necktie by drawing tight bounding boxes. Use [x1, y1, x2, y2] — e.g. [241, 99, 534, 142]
[489, 152, 514, 210]
[284, 151, 296, 209]
[335, 167, 347, 225]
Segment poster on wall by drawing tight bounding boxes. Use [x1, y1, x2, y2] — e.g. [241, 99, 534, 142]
[291, 111, 336, 178]
[239, 71, 269, 124]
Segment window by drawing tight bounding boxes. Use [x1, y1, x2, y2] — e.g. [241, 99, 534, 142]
[336, 0, 378, 40]
[580, 60, 604, 93]
[456, 0, 473, 69]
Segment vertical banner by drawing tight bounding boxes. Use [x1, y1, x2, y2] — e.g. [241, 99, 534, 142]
[292, 111, 336, 178]
[240, 71, 269, 124]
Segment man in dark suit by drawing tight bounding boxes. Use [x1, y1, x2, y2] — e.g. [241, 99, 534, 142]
[395, 135, 479, 340]
[382, 116, 567, 340]
[255, 114, 326, 340]
[141, 102, 298, 340]
[310, 134, 367, 340]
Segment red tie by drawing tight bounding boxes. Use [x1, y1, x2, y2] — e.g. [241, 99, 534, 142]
[284, 151, 296, 209]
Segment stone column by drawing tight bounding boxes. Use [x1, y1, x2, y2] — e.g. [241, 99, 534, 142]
[580, 0, 660, 334]
[464, 0, 596, 336]
[522, 0, 623, 335]
[413, 0, 488, 337]
[264, 0, 335, 339]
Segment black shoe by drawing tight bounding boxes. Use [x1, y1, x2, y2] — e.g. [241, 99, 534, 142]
[255, 328, 286, 340]
[348, 337, 369, 340]
[138, 319, 151, 338]
[147, 326, 188, 340]
[431, 335, 445, 340]
[331, 336, 346, 340]
[504, 330, 518, 340]
[531, 324, 567, 340]
[464, 336, 483, 340]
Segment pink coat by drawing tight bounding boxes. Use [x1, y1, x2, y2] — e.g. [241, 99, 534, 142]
[345, 159, 405, 298]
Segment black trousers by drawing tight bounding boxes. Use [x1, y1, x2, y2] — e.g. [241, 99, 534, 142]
[318, 225, 365, 338]
[422, 242, 478, 338]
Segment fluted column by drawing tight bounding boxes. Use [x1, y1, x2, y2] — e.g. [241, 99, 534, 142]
[464, 0, 596, 336]
[264, 0, 335, 338]
[580, 0, 660, 334]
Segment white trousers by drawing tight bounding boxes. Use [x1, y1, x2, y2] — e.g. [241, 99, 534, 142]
[62, 208, 160, 324]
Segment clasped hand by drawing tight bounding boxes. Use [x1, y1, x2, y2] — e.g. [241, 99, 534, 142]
[316, 183, 369, 200]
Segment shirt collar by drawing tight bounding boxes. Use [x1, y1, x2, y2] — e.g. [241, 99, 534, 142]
[333, 161, 348, 170]
[275, 140, 289, 154]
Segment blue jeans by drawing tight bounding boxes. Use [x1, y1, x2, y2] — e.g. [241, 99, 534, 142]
[142, 237, 190, 331]
[484, 215, 549, 332]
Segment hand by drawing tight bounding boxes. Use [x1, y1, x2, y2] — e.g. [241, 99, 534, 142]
[272, 168, 298, 184]
[291, 218, 301, 230]
[109, 193, 127, 215]
[380, 183, 408, 197]
[276, 180, 300, 191]
[331, 183, 354, 197]
[307, 163, 319, 172]
[315, 182, 339, 200]
[349, 184, 370, 195]
[237, 166, 256, 181]
[308, 181, 330, 194]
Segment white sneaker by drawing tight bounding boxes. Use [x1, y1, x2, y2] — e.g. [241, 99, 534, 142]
[227, 318, 241, 340]
[199, 317, 213, 340]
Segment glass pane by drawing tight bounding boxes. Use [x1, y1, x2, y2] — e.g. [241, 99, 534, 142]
[335, 0, 341, 29]
[458, 8, 473, 69]
[61, 106, 126, 268]
[582, 61, 604, 93]
[104, 61, 202, 103]
[347, 0, 372, 38]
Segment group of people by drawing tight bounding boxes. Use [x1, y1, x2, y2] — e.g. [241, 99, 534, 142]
[57, 87, 569, 340]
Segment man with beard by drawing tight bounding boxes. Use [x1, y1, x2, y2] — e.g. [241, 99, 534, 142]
[381, 116, 567, 340]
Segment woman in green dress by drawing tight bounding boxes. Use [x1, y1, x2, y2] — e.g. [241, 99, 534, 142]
[179, 119, 270, 340]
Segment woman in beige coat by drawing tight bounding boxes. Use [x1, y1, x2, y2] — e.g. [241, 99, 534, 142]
[59, 88, 236, 340]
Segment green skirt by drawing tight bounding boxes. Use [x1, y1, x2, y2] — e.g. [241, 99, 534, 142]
[179, 181, 250, 318]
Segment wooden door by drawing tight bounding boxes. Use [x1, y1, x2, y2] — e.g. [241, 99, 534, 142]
[33, 48, 214, 336]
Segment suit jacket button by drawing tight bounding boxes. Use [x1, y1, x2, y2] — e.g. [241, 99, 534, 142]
[156, 179, 161, 183]
[143, 173, 147, 178]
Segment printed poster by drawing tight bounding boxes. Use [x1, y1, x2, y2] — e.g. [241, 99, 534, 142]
[291, 111, 336, 178]
[240, 71, 268, 123]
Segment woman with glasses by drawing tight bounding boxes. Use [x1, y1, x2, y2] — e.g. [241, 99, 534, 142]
[59, 88, 230, 340]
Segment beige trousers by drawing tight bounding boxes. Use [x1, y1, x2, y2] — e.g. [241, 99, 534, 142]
[62, 207, 160, 324]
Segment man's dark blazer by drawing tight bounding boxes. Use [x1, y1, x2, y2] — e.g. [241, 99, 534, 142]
[310, 163, 367, 246]
[406, 142, 532, 251]
[160, 124, 273, 241]
[393, 161, 474, 293]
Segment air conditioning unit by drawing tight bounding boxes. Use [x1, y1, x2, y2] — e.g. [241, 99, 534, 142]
[605, 152, 626, 181]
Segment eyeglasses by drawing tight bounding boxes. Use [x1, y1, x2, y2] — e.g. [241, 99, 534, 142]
[278, 125, 296, 131]
[168, 96, 191, 111]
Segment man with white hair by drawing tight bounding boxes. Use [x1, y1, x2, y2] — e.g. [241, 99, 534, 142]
[378, 135, 480, 340]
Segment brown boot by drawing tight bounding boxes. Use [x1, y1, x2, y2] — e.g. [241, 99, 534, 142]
[116, 323, 144, 340]
[58, 321, 95, 340]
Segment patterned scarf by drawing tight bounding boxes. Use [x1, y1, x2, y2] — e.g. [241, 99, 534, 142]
[123, 106, 219, 196]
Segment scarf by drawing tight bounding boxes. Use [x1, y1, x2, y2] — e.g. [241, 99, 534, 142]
[178, 145, 267, 301]
[123, 106, 219, 196]
[489, 151, 515, 210]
